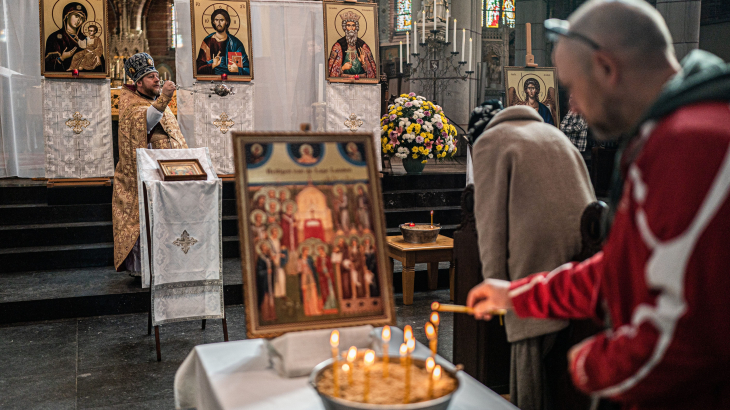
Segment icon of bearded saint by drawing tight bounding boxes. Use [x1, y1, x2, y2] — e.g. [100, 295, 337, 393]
[327, 11, 377, 79]
[508, 78, 558, 126]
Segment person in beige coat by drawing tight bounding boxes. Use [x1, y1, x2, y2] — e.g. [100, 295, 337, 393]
[470, 104, 595, 410]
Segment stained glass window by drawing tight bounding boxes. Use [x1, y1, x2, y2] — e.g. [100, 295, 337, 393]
[502, 0, 515, 28]
[396, 0, 412, 32]
[171, 4, 183, 48]
[483, 0, 501, 28]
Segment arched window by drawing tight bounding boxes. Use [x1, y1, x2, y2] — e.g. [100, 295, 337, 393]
[502, 0, 515, 28]
[395, 0, 412, 32]
[171, 3, 183, 48]
[483, 0, 501, 28]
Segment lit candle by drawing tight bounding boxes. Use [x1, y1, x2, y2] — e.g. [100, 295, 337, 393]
[430, 311, 440, 334]
[430, 210, 434, 227]
[343, 363, 352, 385]
[221, 73, 227, 81]
[469, 37, 473, 72]
[414, 21, 418, 54]
[453, 19, 457, 52]
[404, 325, 413, 343]
[405, 338, 416, 403]
[406, 31, 410, 63]
[422, 10, 426, 42]
[432, 365, 442, 398]
[444, 9, 449, 43]
[399, 41, 403, 73]
[461, 29, 466, 60]
[426, 357, 435, 399]
[330, 330, 340, 398]
[399, 343, 407, 367]
[425, 322, 437, 356]
[363, 349, 375, 403]
[72, 69, 79, 77]
[382, 326, 391, 378]
[433, 4, 437, 31]
[347, 346, 357, 384]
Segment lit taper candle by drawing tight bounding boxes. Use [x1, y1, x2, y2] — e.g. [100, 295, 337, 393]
[363, 349, 375, 403]
[453, 20, 457, 52]
[425, 322, 437, 356]
[330, 330, 340, 397]
[382, 326, 391, 378]
[426, 357, 435, 398]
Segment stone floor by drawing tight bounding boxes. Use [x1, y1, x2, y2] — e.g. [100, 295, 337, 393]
[0, 289, 453, 410]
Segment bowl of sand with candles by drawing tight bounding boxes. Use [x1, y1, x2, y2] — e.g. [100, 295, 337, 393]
[399, 223, 441, 244]
[310, 354, 460, 410]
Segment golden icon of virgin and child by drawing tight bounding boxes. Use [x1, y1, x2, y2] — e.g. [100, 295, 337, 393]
[43, 2, 105, 74]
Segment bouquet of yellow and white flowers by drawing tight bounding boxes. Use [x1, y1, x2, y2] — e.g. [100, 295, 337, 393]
[380, 93, 458, 165]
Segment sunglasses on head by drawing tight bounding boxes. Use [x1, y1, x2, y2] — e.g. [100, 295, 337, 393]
[544, 18, 601, 50]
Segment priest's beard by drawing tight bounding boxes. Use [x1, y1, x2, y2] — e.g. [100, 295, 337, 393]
[346, 29, 358, 48]
[137, 82, 161, 98]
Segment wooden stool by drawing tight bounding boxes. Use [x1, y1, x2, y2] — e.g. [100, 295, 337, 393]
[386, 235, 455, 305]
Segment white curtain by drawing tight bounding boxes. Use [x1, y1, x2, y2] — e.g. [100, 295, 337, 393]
[175, 0, 326, 132]
[0, 0, 45, 177]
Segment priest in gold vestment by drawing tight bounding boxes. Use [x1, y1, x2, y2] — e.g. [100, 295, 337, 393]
[113, 53, 188, 275]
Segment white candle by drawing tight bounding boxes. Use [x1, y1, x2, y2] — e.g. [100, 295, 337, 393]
[461, 29, 465, 59]
[318, 64, 324, 102]
[422, 10, 426, 42]
[406, 32, 410, 63]
[453, 19, 457, 52]
[399, 41, 403, 73]
[433, 4, 437, 31]
[444, 9, 449, 43]
[469, 38, 473, 71]
[414, 21, 418, 54]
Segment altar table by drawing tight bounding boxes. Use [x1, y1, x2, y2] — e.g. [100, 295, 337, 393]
[386, 235, 456, 305]
[174, 328, 518, 410]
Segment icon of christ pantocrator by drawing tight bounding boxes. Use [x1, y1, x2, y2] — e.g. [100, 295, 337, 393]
[196, 8, 250, 76]
[327, 11, 376, 79]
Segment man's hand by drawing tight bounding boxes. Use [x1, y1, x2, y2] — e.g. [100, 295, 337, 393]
[161, 80, 176, 98]
[342, 62, 353, 71]
[212, 52, 221, 69]
[466, 278, 513, 320]
[358, 48, 366, 64]
[228, 61, 238, 73]
[60, 47, 77, 61]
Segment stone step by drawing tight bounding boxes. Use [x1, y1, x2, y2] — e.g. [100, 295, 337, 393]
[0, 258, 452, 324]
[0, 243, 115, 273]
[0, 221, 113, 249]
[0, 203, 112, 226]
[0, 185, 47, 205]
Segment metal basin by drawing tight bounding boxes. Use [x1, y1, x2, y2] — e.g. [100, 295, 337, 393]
[309, 357, 460, 410]
[399, 224, 441, 244]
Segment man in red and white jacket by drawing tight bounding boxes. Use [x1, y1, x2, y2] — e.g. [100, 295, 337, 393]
[467, 1, 730, 409]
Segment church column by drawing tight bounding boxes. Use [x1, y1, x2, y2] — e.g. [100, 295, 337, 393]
[514, 0, 547, 67]
[656, 0, 701, 60]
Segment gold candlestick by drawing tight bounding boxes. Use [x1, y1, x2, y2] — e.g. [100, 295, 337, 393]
[382, 326, 391, 378]
[425, 322, 437, 356]
[330, 330, 340, 398]
[363, 349, 375, 403]
[425, 357, 435, 399]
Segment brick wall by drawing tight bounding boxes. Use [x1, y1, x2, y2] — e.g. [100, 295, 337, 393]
[144, 0, 176, 79]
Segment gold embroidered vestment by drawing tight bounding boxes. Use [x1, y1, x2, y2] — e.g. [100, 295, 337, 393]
[112, 87, 188, 270]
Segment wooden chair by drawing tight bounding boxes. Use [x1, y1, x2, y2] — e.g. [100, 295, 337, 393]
[452, 184, 608, 401]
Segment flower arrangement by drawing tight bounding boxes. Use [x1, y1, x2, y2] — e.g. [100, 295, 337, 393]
[380, 93, 458, 164]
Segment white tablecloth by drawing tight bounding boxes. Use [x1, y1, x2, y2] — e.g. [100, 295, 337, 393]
[174, 327, 518, 410]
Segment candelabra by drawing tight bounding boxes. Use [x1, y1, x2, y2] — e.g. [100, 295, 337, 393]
[404, 26, 472, 106]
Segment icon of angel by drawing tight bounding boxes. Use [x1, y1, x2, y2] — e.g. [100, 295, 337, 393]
[507, 77, 558, 126]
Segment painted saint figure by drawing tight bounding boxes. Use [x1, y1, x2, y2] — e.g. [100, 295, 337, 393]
[327, 11, 377, 79]
[297, 144, 318, 164]
[356, 186, 370, 231]
[44, 2, 106, 73]
[196, 9, 250, 76]
[280, 201, 298, 251]
[510, 78, 558, 126]
[268, 225, 289, 299]
[256, 241, 277, 322]
[334, 186, 350, 232]
[315, 245, 338, 312]
[332, 237, 351, 299]
[297, 246, 323, 316]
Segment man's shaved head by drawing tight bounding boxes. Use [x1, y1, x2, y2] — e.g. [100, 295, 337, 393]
[553, 0, 680, 139]
[570, 0, 675, 70]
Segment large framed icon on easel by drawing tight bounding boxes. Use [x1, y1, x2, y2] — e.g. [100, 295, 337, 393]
[232, 132, 395, 339]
